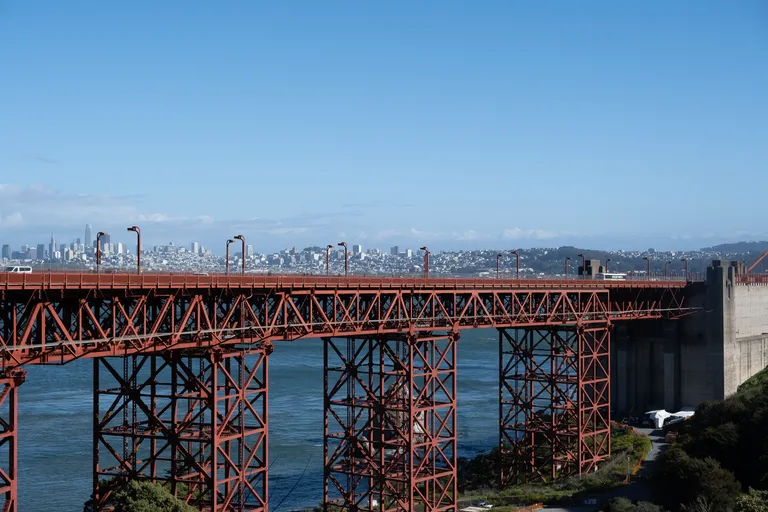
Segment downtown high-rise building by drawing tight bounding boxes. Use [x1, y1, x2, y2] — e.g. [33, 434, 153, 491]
[49, 233, 56, 261]
[1, 245, 9, 260]
[85, 224, 92, 251]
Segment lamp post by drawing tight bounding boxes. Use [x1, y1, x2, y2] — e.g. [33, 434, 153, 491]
[326, 244, 334, 276]
[643, 256, 651, 280]
[665, 261, 671, 279]
[605, 258, 611, 272]
[565, 257, 572, 278]
[96, 231, 108, 274]
[234, 235, 246, 275]
[577, 253, 585, 278]
[420, 246, 430, 278]
[338, 242, 348, 277]
[681, 258, 689, 281]
[511, 250, 520, 279]
[225, 239, 234, 275]
[127, 225, 141, 274]
[496, 253, 502, 279]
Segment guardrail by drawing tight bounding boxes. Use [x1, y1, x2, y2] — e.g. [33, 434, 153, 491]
[0, 272, 692, 291]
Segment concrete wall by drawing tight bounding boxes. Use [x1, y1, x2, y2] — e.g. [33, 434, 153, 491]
[612, 261, 768, 415]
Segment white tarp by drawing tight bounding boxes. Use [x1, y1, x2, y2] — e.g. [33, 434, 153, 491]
[644, 409, 672, 429]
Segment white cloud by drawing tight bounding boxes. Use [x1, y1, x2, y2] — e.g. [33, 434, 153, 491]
[501, 227, 574, 240]
[0, 212, 24, 227]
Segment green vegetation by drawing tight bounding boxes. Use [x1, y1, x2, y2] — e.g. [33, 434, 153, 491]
[84, 480, 198, 512]
[110, 481, 198, 512]
[457, 423, 651, 507]
[655, 365, 768, 511]
[605, 498, 665, 512]
[737, 365, 768, 392]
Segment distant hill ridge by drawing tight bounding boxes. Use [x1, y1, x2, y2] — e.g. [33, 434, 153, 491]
[700, 241, 768, 254]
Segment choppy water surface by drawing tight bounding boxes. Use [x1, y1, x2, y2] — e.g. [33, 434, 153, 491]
[18, 329, 501, 510]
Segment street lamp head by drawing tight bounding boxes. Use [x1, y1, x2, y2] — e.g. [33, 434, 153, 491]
[327, 244, 334, 249]
[566, 257, 572, 261]
[97, 231, 108, 237]
[511, 250, 518, 255]
[227, 239, 234, 244]
[578, 253, 584, 258]
[338, 241, 346, 247]
[127, 226, 139, 232]
[234, 234, 244, 241]
[497, 253, 502, 258]
[420, 246, 428, 252]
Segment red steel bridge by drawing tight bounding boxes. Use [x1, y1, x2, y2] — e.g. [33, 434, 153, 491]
[0, 272, 691, 511]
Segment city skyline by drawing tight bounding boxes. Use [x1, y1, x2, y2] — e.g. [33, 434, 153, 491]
[4, 221, 768, 261]
[1, 2, 766, 252]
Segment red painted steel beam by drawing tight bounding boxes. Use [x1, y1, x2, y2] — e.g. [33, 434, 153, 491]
[90, 348, 269, 512]
[0, 286, 687, 371]
[498, 324, 611, 485]
[324, 332, 457, 511]
[0, 272, 688, 292]
[0, 369, 24, 512]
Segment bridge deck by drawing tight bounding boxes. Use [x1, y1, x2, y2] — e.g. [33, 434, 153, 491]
[0, 272, 687, 291]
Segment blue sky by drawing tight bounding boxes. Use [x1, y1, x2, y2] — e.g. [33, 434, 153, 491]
[1, 1, 766, 253]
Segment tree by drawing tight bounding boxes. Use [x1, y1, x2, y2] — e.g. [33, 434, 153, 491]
[110, 481, 198, 512]
[655, 445, 741, 512]
[605, 498, 665, 512]
[735, 488, 768, 512]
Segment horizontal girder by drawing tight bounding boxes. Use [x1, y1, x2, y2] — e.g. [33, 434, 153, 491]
[0, 283, 687, 370]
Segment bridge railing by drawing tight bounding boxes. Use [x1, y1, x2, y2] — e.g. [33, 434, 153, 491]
[0, 271, 692, 290]
[736, 274, 768, 285]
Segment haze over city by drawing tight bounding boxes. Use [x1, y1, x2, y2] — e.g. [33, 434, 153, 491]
[1, 1, 767, 253]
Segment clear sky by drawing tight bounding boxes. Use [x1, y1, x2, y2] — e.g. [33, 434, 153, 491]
[1, 1, 766, 253]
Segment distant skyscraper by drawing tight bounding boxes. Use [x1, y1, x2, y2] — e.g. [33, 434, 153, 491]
[85, 224, 92, 250]
[352, 244, 363, 255]
[390, 246, 399, 256]
[49, 233, 56, 261]
[37, 244, 46, 260]
[246, 245, 254, 257]
[1, 245, 9, 260]
[191, 242, 200, 255]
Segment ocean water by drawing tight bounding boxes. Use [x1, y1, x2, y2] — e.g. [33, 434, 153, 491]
[16, 328, 502, 511]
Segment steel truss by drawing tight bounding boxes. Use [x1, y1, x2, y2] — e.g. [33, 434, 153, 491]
[91, 346, 270, 511]
[0, 369, 24, 512]
[0, 284, 686, 370]
[324, 332, 457, 511]
[499, 325, 610, 485]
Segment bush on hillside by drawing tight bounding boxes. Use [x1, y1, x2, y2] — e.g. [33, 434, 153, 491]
[109, 481, 197, 512]
[655, 444, 741, 511]
[604, 497, 666, 512]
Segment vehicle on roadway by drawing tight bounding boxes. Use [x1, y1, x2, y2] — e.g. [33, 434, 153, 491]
[594, 272, 627, 280]
[2, 265, 33, 273]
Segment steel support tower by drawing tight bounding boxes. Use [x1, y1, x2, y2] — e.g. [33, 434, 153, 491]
[323, 331, 458, 511]
[0, 369, 24, 512]
[91, 347, 270, 511]
[499, 324, 611, 485]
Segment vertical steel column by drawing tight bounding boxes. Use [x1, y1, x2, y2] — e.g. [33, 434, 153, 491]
[92, 347, 269, 511]
[499, 328, 580, 485]
[577, 325, 611, 474]
[0, 369, 25, 512]
[324, 332, 457, 511]
[499, 325, 612, 486]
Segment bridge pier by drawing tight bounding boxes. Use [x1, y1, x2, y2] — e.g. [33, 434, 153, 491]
[323, 332, 458, 511]
[91, 346, 270, 511]
[0, 369, 24, 512]
[499, 325, 611, 485]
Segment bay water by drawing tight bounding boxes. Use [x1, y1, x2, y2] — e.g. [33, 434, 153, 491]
[17, 328, 502, 510]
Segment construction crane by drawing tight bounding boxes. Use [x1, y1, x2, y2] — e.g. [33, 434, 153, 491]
[748, 248, 768, 273]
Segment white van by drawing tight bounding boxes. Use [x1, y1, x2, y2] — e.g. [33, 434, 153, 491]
[3, 266, 33, 274]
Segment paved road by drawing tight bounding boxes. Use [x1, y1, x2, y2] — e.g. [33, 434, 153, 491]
[541, 428, 666, 512]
